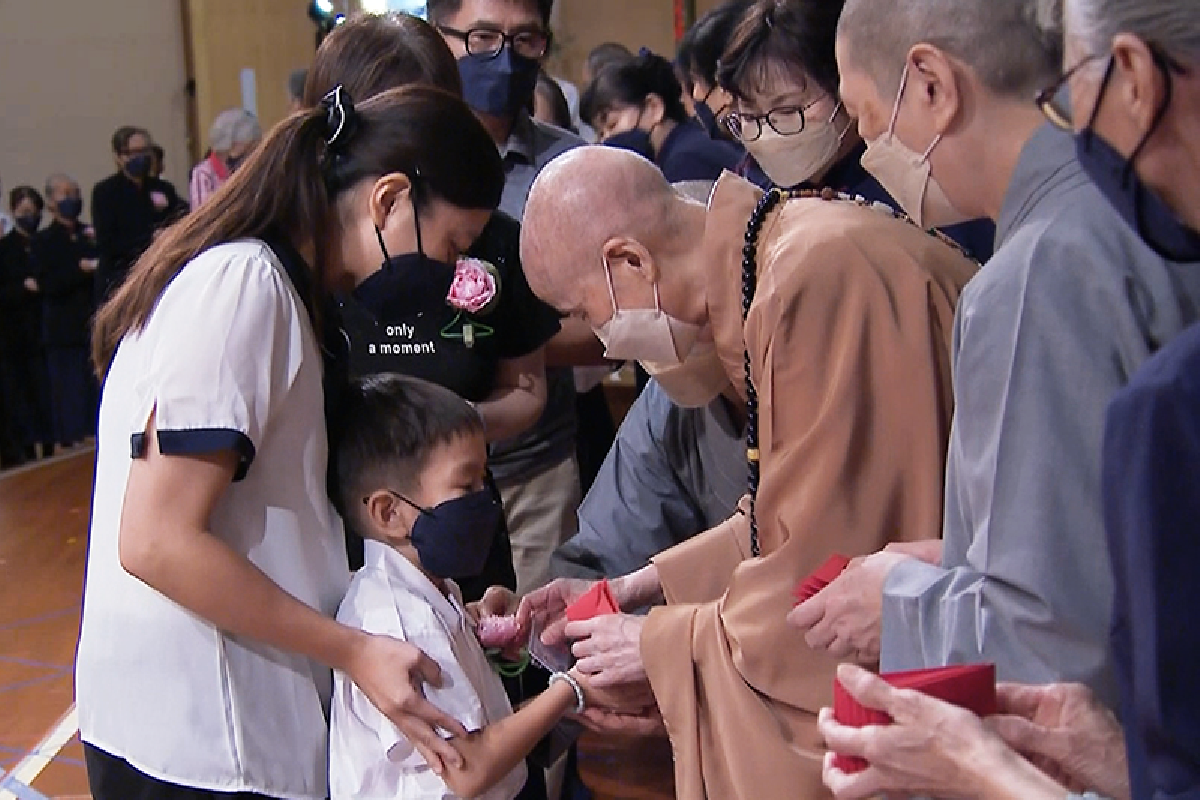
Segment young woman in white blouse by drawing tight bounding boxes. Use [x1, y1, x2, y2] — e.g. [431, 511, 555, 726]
[77, 84, 505, 800]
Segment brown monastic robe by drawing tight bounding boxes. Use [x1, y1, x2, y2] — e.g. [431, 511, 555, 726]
[641, 173, 978, 799]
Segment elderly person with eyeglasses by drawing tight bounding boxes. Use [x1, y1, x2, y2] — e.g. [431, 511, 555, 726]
[808, 0, 1200, 797]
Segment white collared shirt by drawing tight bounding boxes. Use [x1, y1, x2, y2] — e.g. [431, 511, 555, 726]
[330, 541, 526, 800]
[76, 240, 350, 798]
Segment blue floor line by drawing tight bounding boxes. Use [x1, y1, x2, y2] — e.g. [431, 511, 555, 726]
[0, 656, 70, 671]
[0, 606, 80, 633]
[0, 668, 71, 695]
[0, 772, 52, 800]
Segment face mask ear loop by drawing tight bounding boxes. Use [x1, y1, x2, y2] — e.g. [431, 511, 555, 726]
[375, 226, 392, 264]
[887, 65, 910, 137]
[386, 490, 430, 516]
[652, 281, 664, 317]
[921, 132, 943, 163]
[603, 256, 621, 319]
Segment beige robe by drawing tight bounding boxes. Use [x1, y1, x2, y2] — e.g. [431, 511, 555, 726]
[641, 174, 978, 799]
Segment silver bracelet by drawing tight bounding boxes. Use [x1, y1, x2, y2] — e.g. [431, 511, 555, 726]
[549, 671, 585, 714]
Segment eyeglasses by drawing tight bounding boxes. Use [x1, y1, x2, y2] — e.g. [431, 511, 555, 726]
[1035, 54, 1104, 130]
[1037, 45, 1189, 131]
[724, 96, 826, 142]
[438, 24, 550, 60]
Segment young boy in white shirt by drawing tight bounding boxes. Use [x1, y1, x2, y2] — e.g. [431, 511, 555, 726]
[329, 374, 592, 800]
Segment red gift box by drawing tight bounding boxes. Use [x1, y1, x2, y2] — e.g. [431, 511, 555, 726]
[832, 664, 997, 773]
[793, 554, 852, 605]
[566, 579, 620, 622]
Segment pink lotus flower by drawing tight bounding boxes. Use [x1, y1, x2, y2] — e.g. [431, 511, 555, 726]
[447, 257, 499, 314]
[477, 615, 522, 649]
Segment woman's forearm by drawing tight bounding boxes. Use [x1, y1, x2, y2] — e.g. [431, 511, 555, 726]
[479, 352, 548, 442]
[477, 384, 545, 442]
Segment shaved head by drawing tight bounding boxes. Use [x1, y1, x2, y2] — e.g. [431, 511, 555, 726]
[838, 0, 1063, 98]
[520, 146, 684, 311]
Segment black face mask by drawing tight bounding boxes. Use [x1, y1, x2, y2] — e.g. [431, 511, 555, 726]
[125, 153, 153, 180]
[392, 489, 502, 580]
[1076, 53, 1200, 263]
[351, 196, 456, 320]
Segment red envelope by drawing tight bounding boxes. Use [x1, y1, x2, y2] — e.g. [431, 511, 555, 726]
[792, 554, 852, 604]
[832, 663, 997, 773]
[566, 579, 620, 622]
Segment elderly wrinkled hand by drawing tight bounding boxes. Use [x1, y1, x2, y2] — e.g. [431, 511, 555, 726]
[573, 700, 667, 738]
[819, 664, 1068, 800]
[989, 682, 1131, 800]
[566, 612, 647, 688]
[787, 551, 908, 664]
[516, 578, 597, 648]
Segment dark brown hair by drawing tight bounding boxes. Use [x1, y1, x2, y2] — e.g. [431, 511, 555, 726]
[717, 0, 846, 101]
[111, 126, 150, 155]
[303, 12, 462, 104]
[92, 85, 505, 378]
[9, 186, 44, 213]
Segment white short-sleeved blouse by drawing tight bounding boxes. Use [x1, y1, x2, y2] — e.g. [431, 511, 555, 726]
[75, 239, 350, 799]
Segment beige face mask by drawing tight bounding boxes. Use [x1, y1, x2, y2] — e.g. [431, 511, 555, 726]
[592, 256, 701, 365]
[745, 102, 850, 189]
[860, 65, 971, 228]
[641, 339, 731, 408]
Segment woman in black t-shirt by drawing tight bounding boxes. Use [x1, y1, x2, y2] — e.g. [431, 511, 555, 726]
[341, 209, 559, 415]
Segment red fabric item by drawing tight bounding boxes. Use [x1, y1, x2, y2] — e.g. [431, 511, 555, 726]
[793, 554, 852, 604]
[207, 151, 230, 181]
[832, 663, 997, 773]
[566, 579, 620, 622]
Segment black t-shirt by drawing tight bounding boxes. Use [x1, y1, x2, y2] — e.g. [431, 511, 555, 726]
[340, 210, 560, 402]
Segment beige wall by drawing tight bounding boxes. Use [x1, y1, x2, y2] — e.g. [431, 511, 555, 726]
[185, 0, 325, 149]
[0, 0, 190, 222]
[547, 0, 726, 87]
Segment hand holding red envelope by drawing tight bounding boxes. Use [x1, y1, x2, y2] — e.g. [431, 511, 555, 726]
[565, 579, 621, 622]
[831, 663, 998, 773]
[793, 554, 852, 604]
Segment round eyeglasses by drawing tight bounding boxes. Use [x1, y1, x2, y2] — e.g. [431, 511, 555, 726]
[438, 24, 550, 61]
[724, 96, 826, 142]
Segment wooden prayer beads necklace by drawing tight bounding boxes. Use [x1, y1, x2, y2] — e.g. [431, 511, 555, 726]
[739, 187, 978, 558]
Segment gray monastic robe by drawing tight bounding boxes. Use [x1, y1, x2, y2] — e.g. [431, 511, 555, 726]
[881, 124, 1200, 707]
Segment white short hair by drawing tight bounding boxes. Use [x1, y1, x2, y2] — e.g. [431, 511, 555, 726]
[209, 108, 261, 152]
[1068, 0, 1200, 62]
[839, 0, 1064, 98]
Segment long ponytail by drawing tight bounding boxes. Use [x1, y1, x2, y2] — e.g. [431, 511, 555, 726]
[92, 106, 333, 378]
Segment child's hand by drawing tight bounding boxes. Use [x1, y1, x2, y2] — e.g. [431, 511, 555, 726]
[467, 586, 519, 622]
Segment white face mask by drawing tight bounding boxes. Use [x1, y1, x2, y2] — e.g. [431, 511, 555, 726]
[593, 256, 701, 365]
[641, 339, 731, 408]
[860, 66, 970, 228]
[745, 102, 850, 188]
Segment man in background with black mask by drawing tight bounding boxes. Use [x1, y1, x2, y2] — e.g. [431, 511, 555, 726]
[91, 126, 186, 304]
[430, 0, 597, 605]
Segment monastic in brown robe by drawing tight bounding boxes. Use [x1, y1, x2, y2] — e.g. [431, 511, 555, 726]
[641, 173, 978, 799]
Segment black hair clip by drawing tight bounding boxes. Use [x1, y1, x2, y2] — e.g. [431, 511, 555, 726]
[638, 46, 652, 58]
[320, 85, 359, 153]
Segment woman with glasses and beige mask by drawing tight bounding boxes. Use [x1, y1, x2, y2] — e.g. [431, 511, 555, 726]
[716, 0, 995, 260]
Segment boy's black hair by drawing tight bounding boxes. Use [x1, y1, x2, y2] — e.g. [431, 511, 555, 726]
[332, 373, 484, 523]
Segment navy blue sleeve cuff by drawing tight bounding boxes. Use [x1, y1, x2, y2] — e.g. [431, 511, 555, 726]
[131, 428, 257, 482]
